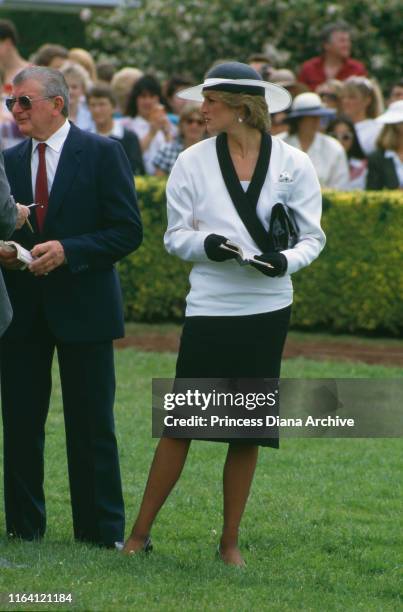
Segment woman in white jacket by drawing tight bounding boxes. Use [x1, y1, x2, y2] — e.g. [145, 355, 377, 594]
[123, 63, 326, 566]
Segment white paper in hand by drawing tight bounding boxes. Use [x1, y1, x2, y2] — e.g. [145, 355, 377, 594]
[0, 240, 34, 265]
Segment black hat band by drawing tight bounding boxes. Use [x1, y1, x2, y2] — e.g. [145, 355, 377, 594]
[203, 83, 265, 97]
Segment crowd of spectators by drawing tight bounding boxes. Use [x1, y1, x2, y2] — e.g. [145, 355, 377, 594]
[0, 17, 402, 191]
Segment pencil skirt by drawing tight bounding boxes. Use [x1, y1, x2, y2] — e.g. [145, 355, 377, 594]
[174, 304, 292, 448]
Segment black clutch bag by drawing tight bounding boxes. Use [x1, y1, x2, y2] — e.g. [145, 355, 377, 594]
[267, 203, 299, 252]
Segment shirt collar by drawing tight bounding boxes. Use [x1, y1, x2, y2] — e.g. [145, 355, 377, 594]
[109, 119, 124, 138]
[32, 119, 71, 155]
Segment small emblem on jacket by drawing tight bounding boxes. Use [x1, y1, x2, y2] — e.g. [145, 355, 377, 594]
[279, 171, 293, 183]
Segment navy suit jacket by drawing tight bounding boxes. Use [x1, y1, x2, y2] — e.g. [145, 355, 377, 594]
[2, 123, 142, 343]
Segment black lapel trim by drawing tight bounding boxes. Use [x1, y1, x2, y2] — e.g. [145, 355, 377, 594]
[216, 132, 272, 253]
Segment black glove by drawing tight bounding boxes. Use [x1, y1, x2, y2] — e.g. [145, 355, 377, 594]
[250, 252, 288, 277]
[204, 234, 237, 262]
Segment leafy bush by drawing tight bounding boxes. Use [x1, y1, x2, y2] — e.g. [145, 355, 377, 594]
[292, 191, 403, 334]
[119, 177, 190, 321]
[86, 0, 402, 91]
[121, 179, 403, 335]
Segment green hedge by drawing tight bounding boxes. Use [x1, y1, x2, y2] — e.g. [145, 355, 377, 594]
[120, 180, 403, 335]
[118, 177, 190, 322]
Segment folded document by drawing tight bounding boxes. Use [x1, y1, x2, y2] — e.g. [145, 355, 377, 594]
[219, 241, 274, 270]
[0, 240, 34, 265]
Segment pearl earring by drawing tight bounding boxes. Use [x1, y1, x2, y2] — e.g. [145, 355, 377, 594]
[238, 116, 243, 123]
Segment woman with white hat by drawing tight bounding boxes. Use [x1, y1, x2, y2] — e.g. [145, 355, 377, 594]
[366, 100, 403, 190]
[123, 62, 326, 565]
[280, 91, 349, 189]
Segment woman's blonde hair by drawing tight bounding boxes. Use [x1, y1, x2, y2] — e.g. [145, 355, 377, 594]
[376, 124, 399, 151]
[68, 48, 97, 82]
[211, 90, 271, 132]
[342, 76, 384, 118]
[111, 67, 143, 113]
[60, 61, 91, 92]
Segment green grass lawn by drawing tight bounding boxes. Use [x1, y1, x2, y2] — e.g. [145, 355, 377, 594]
[0, 349, 402, 611]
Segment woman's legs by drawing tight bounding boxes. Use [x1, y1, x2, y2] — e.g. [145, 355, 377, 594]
[220, 443, 259, 566]
[123, 437, 191, 553]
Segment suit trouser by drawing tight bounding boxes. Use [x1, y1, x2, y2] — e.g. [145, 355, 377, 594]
[0, 311, 125, 545]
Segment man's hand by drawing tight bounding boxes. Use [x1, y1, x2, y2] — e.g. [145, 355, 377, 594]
[29, 241, 66, 276]
[0, 246, 24, 270]
[15, 204, 31, 230]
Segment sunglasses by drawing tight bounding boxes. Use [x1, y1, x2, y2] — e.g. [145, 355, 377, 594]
[5, 95, 55, 112]
[330, 132, 353, 142]
[185, 117, 205, 125]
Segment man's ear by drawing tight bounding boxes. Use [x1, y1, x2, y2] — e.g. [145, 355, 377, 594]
[52, 95, 66, 116]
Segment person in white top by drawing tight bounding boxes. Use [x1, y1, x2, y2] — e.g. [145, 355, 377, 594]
[123, 63, 325, 566]
[326, 115, 368, 190]
[123, 74, 175, 174]
[280, 92, 349, 189]
[341, 76, 384, 156]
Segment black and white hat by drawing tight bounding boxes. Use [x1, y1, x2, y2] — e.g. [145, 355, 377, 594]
[286, 92, 337, 119]
[177, 62, 292, 114]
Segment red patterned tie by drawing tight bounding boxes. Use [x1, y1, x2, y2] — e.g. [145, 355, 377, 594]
[34, 142, 48, 232]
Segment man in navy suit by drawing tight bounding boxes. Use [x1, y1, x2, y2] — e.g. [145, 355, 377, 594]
[0, 67, 142, 546]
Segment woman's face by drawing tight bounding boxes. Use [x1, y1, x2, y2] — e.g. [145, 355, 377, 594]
[201, 92, 236, 135]
[329, 122, 354, 152]
[271, 112, 287, 135]
[341, 89, 370, 120]
[66, 76, 84, 105]
[180, 112, 206, 143]
[136, 91, 160, 119]
[298, 115, 321, 133]
[316, 84, 340, 110]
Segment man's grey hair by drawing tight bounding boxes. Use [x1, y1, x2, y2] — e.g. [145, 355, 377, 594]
[320, 21, 351, 47]
[13, 66, 69, 117]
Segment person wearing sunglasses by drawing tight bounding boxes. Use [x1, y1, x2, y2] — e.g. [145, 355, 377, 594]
[326, 115, 367, 190]
[316, 79, 343, 114]
[0, 66, 142, 547]
[154, 103, 206, 176]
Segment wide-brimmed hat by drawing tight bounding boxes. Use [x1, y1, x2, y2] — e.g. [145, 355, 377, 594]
[286, 92, 336, 119]
[176, 61, 292, 114]
[376, 100, 403, 124]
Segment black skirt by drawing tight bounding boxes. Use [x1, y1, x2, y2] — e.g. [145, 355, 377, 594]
[173, 305, 292, 448]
